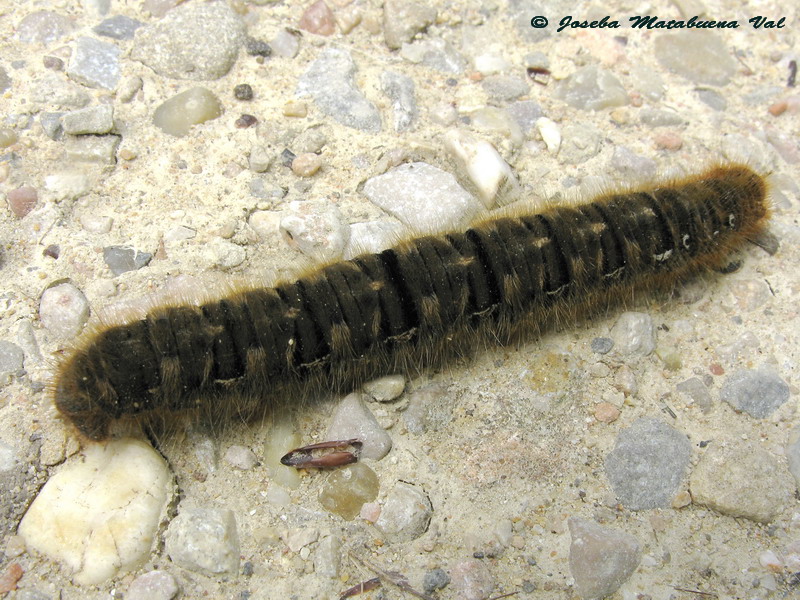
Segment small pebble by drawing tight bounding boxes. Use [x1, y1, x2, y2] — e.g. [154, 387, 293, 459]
[224, 445, 258, 470]
[103, 246, 152, 276]
[604, 418, 691, 510]
[296, 47, 381, 132]
[279, 200, 348, 261]
[271, 29, 300, 58]
[568, 518, 641, 600]
[62, 105, 114, 135]
[381, 70, 417, 132]
[204, 239, 246, 270]
[283, 100, 308, 117]
[244, 36, 272, 57]
[675, 377, 713, 413]
[590, 337, 613, 354]
[17, 10, 74, 44]
[153, 87, 222, 137]
[127, 570, 179, 600]
[67, 36, 121, 90]
[363, 162, 480, 234]
[555, 65, 628, 111]
[291, 153, 322, 177]
[444, 129, 519, 208]
[43, 55, 64, 70]
[298, 0, 336, 36]
[594, 402, 620, 423]
[318, 463, 379, 520]
[534, 117, 562, 153]
[610, 146, 656, 181]
[165, 508, 240, 575]
[313, 535, 341, 578]
[383, 0, 436, 50]
[609, 312, 655, 356]
[363, 375, 405, 402]
[326, 392, 392, 460]
[375, 482, 432, 542]
[93, 15, 142, 40]
[6, 186, 38, 218]
[690, 441, 793, 523]
[80, 213, 113, 234]
[719, 368, 790, 419]
[39, 283, 90, 339]
[423, 568, 450, 593]
[450, 559, 494, 600]
[0, 341, 24, 375]
[131, 1, 245, 80]
[653, 131, 683, 150]
[234, 83, 253, 100]
[0, 128, 17, 149]
[235, 114, 258, 129]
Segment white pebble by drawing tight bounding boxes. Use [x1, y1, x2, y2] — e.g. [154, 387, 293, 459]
[224, 445, 258, 470]
[363, 374, 406, 402]
[279, 200, 349, 261]
[327, 392, 392, 460]
[39, 282, 90, 339]
[536, 116, 561, 153]
[443, 129, 519, 208]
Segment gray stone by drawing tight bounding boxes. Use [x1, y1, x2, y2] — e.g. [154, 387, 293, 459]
[165, 508, 239, 575]
[296, 47, 382, 132]
[131, 1, 245, 81]
[223, 445, 258, 470]
[381, 70, 417, 132]
[375, 482, 432, 542]
[402, 384, 453, 434]
[93, 15, 142, 40]
[450, 559, 494, 600]
[0, 341, 24, 374]
[279, 201, 349, 262]
[65, 135, 120, 164]
[787, 426, 800, 490]
[639, 108, 686, 127]
[720, 369, 790, 418]
[103, 246, 152, 276]
[327, 393, 392, 460]
[555, 65, 628, 111]
[399, 38, 467, 74]
[67, 37, 121, 90]
[423, 568, 450, 593]
[696, 88, 727, 111]
[482, 75, 530, 101]
[0, 441, 34, 537]
[568, 518, 641, 600]
[271, 29, 300, 58]
[127, 570, 179, 600]
[609, 312, 655, 356]
[383, 0, 436, 50]
[559, 124, 602, 165]
[676, 377, 713, 413]
[17, 10, 74, 44]
[690, 442, 793, 523]
[610, 146, 656, 181]
[506, 100, 543, 135]
[39, 283, 90, 339]
[40, 112, 64, 139]
[654, 31, 737, 86]
[0, 66, 10, 93]
[33, 74, 90, 109]
[604, 418, 691, 510]
[203, 239, 245, 270]
[363, 162, 480, 233]
[313, 535, 341, 578]
[590, 337, 613, 355]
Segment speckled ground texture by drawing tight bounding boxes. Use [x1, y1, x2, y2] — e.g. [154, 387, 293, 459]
[1, 1, 799, 599]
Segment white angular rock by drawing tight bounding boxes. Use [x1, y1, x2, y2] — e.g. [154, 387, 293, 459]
[18, 439, 172, 585]
[443, 130, 519, 208]
[327, 393, 392, 460]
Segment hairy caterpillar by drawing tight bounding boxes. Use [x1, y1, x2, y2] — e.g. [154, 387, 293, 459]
[54, 164, 770, 441]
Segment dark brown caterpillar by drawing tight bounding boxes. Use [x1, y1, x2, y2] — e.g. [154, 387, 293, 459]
[54, 164, 770, 441]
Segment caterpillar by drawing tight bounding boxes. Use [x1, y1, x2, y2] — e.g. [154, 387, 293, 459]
[53, 164, 770, 441]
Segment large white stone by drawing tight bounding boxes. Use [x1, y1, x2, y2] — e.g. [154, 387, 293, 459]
[18, 438, 172, 585]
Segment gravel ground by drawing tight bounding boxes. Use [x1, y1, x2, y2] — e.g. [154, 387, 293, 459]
[1, 1, 799, 599]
